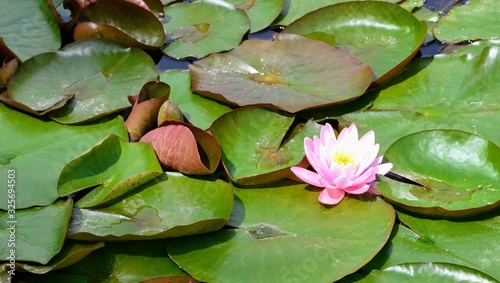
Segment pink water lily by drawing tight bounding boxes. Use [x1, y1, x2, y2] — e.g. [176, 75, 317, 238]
[291, 123, 392, 205]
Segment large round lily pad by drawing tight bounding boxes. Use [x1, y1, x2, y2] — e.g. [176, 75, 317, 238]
[6, 39, 158, 123]
[284, 1, 427, 85]
[379, 130, 500, 217]
[167, 181, 395, 283]
[190, 33, 373, 112]
[433, 0, 500, 43]
[339, 44, 500, 154]
[210, 107, 322, 186]
[162, 0, 250, 59]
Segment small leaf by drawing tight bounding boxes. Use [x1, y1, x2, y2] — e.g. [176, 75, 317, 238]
[140, 122, 221, 175]
[125, 81, 170, 139]
[58, 134, 163, 208]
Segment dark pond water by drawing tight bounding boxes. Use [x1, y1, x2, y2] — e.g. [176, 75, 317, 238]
[156, 0, 468, 71]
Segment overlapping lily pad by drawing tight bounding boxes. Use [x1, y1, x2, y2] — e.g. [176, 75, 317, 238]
[378, 130, 500, 217]
[191, 33, 373, 112]
[159, 70, 232, 130]
[433, 0, 500, 43]
[272, 0, 399, 26]
[74, 0, 166, 48]
[0, 103, 128, 209]
[225, 0, 286, 32]
[167, 181, 395, 283]
[58, 134, 163, 208]
[5, 39, 158, 123]
[395, 210, 500, 279]
[0, 0, 61, 62]
[210, 107, 322, 185]
[140, 121, 221, 175]
[284, 1, 427, 84]
[340, 44, 500, 154]
[162, 0, 250, 59]
[0, 199, 73, 265]
[16, 240, 194, 283]
[67, 172, 234, 240]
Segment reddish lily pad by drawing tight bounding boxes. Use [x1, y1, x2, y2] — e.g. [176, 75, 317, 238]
[74, 0, 166, 49]
[125, 81, 170, 140]
[140, 121, 221, 175]
[162, 0, 250, 59]
[210, 107, 322, 186]
[378, 130, 500, 218]
[284, 1, 427, 85]
[190, 33, 373, 113]
[58, 134, 163, 208]
[5, 39, 158, 123]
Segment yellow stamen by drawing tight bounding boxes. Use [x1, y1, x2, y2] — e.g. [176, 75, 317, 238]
[333, 151, 355, 166]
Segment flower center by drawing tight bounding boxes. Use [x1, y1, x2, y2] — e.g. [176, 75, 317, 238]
[332, 151, 355, 166]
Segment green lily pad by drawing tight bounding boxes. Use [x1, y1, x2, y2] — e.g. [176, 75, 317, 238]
[58, 134, 163, 208]
[378, 130, 500, 217]
[433, 0, 500, 43]
[15, 240, 193, 283]
[344, 262, 498, 282]
[67, 172, 234, 240]
[0, 199, 73, 265]
[284, 1, 427, 85]
[159, 70, 232, 130]
[17, 241, 104, 274]
[395, 210, 500, 279]
[167, 181, 395, 283]
[162, 0, 250, 59]
[74, 0, 166, 48]
[5, 39, 158, 123]
[140, 122, 221, 175]
[0, 0, 61, 62]
[225, 0, 286, 32]
[364, 224, 500, 277]
[272, 0, 399, 26]
[0, 103, 128, 209]
[210, 107, 322, 186]
[190, 33, 373, 113]
[339, 44, 500, 154]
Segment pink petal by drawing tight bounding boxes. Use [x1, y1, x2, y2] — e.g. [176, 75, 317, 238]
[377, 161, 393, 176]
[332, 175, 353, 190]
[318, 188, 345, 205]
[344, 183, 370, 195]
[290, 167, 323, 188]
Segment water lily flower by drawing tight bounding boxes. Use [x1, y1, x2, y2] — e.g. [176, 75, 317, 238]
[291, 123, 392, 205]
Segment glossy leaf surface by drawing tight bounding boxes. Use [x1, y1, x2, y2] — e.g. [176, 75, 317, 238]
[162, 0, 250, 59]
[210, 107, 322, 185]
[0, 103, 128, 209]
[225, 0, 286, 32]
[191, 33, 373, 112]
[58, 134, 163, 208]
[67, 172, 234, 240]
[167, 181, 395, 283]
[284, 1, 427, 84]
[6, 39, 158, 123]
[0, 199, 73, 265]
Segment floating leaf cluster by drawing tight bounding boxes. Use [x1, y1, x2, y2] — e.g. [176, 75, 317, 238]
[0, 0, 499, 282]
